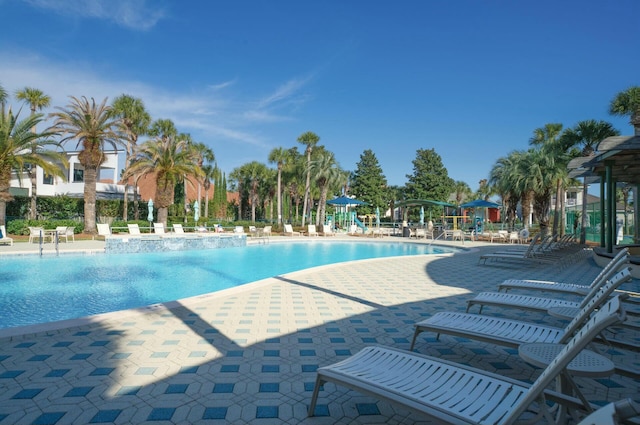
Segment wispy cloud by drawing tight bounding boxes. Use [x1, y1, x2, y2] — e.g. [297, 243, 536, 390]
[23, 0, 166, 30]
[0, 51, 294, 151]
[207, 79, 237, 91]
[255, 76, 313, 110]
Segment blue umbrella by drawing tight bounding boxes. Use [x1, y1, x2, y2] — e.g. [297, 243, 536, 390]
[326, 195, 367, 206]
[193, 200, 200, 223]
[147, 199, 154, 222]
[375, 207, 380, 226]
[419, 206, 425, 226]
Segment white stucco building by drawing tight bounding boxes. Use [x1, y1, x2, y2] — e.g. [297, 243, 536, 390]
[10, 150, 135, 200]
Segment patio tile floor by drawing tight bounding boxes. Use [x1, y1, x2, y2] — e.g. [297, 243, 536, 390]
[0, 240, 638, 424]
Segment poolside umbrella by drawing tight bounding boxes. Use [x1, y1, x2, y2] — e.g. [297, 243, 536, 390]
[326, 195, 367, 206]
[375, 206, 380, 227]
[147, 199, 154, 222]
[419, 206, 425, 226]
[193, 200, 200, 223]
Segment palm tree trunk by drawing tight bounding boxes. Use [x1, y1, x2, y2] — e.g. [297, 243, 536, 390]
[204, 191, 209, 219]
[29, 167, 37, 220]
[302, 150, 311, 226]
[123, 183, 129, 221]
[84, 166, 98, 234]
[277, 168, 282, 226]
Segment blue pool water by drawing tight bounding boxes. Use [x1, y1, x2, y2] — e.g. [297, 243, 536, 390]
[0, 241, 456, 329]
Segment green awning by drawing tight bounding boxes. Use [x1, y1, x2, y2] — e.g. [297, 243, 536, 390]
[395, 199, 456, 208]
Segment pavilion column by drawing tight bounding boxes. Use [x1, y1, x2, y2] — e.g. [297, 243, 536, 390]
[600, 173, 606, 248]
[605, 161, 615, 253]
[634, 185, 640, 244]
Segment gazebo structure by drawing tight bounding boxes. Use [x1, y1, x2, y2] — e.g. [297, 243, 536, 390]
[568, 133, 640, 252]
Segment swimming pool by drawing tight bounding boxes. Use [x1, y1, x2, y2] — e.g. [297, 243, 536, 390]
[0, 241, 457, 329]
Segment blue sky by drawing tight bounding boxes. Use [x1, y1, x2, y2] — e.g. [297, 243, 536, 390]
[1, 0, 638, 191]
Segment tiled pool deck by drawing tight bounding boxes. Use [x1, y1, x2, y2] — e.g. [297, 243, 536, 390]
[0, 237, 638, 424]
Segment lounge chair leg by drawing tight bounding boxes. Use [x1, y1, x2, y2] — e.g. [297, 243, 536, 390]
[308, 377, 324, 416]
[409, 330, 421, 350]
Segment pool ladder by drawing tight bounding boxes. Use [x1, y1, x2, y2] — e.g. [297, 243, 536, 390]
[38, 229, 59, 256]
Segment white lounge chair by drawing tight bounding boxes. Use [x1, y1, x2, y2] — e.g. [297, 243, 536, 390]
[262, 225, 272, 237]
[127, 223, 141, 235]
[479, 235, 564, 265]
[321, 224, 336, 236]
[96, 223, 111, 240]
[309, 295, 626, 423]
[497, 248, 630, 296]
[153, 222, 166, 234]
[466, 257, 630, 315]
[306, 224, 318, 237]
[234, 226, 245, 234]
[283, 224, 300, 236]
[576, 398, 640, 425]
[0, 225, 13, 246]
[173, 223, 185, 234]
[411, 270, 632, 355]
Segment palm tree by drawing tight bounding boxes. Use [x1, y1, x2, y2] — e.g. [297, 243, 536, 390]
[297, 131, 320, 226]
[309, 151, 341, 226]
[609, 86, 640, 135]
[49, 96, 124, 234]
[0, 84, 7, 113]
[201, 163, 216, 219]
[268, 147, 289, 227]
[15, 87, 51, 220]
[507, 149, 536, 229]
[489, 154, 522, 228]
[0, 84, 7, 101]
[190, 142, 215, 211]
[561, 120, 620, 243]
[0, 110, 67, 225]
[453, 180, 472, 205]
[110, 94, 151, 221]
[529, 123, 568, 235]
[124, 136, 202, 225]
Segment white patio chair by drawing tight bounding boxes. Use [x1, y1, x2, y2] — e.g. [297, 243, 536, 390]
[153, 222, 166, 234]
[28, 226, 50, 243]
[55, 226, 75, 242]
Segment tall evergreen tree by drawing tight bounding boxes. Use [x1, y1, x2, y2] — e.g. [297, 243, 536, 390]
[405, 148, 454, 201]
[350, 149, 387, 215]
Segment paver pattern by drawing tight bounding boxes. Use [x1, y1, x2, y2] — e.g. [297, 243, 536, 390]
[0, 239, 638, 424]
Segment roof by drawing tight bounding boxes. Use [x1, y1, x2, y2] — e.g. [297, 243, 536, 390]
[568, 134, 640, 185]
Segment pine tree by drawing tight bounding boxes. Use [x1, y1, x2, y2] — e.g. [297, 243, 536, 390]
[405, 148, 454, 202]
[350, 149, 388, 214]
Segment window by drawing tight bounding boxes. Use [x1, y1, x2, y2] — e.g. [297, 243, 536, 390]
[73, 168, 84, 183]
[43, 173, 53, 185]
